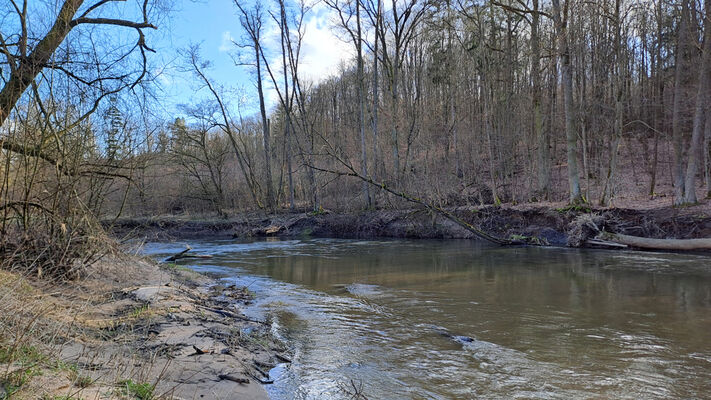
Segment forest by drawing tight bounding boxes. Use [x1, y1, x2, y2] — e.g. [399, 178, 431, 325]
[2, 0, 711, 275]
[3, 2, 711, 398]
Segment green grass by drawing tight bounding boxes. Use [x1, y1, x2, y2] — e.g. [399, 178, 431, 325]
[0, 345, 47, 365]
[118, 379, 154, 400]
[50, 360, 77, 374]
[74, 374, 93, 389]
[129, 304, 150, 319]
[1, 366, 42, 398]
[309, 205, 327, 216]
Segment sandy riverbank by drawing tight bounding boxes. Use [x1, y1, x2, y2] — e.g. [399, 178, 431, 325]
[0, 252, 286, 399]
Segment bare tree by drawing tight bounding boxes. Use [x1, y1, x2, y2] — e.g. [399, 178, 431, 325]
[183, 46, 264, 209]
[672, 0, 693, 205]
[325, 0, 372, 208]
[234, 1, 276, 213]
[552, 0, 583, 204]
[0, 0, 158, 277]
[682, 0, 711, 204]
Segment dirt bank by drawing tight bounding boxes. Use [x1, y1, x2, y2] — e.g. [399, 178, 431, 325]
[0, 253, 288, 399]
[110, 203, 711, 249]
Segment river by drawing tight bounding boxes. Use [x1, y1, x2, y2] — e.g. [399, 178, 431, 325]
[143, 238, 711, 399]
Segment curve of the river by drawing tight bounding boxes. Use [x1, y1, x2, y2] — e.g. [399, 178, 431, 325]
[143, 239, 711, 399]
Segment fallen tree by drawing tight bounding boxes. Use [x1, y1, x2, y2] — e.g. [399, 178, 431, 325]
[569, 213, 711, 251]
[601, 232, 711, 251]
[307, 164, 512, 245]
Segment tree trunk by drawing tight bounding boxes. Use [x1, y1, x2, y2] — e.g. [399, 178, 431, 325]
[601, 0, 624, 206]
[705, 112, 711, 197]
[552, 0, 582, 204]
[604, 233, 711, 251]
[683, 0, 711, 204]
[356, 2, 371, 208]
[0, 0, 85, 127]
[672, 0, 692, 205]
[255, 43, 276, 212]
[532, 0, 550, 199]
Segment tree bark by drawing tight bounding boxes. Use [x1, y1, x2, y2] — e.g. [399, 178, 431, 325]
[604, 233, 711, 251]
[552, 0, 583, 204]
[682, 0, 711, 204]
[0, 0, 84, 127]
[532, 0, 550, 199]
[672, 0, 692, 205]
[356, 1, 372, 208]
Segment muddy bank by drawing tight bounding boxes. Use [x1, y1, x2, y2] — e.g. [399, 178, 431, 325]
[110, 205, 711, 248]
[0, 254, 288, 399]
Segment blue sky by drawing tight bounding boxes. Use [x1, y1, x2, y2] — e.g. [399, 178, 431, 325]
[151, 0, 354, 119]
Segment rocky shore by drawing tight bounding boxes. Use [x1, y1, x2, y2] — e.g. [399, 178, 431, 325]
[0, 254, 286, 399]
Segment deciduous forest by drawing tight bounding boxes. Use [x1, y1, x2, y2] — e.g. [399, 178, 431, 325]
[2, 0, 711, 274]
[3, 2, 711, 399]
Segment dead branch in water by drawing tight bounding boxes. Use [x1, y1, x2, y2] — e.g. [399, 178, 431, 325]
[164, 246, 192, 262]
[307, 164, 511, 245]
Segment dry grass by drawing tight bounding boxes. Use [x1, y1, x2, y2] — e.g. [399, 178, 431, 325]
[0, 257, 171, 399]
[0, 252, 276, 400]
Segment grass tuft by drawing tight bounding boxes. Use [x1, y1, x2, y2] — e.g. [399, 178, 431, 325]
[118, 379, 154, 400]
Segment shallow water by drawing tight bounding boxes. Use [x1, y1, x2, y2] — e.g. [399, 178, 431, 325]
[143, 239, 711, 399]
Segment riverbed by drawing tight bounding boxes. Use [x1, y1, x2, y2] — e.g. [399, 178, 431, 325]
[143, 239, 711, 399]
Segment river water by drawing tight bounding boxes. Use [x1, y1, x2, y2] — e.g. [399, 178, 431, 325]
[143, 239, 711, 399]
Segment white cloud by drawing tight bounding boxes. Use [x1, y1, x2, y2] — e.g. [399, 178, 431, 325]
[219, 31, 234, 52]
[258, 5, 354, 111]
[299, 6, 354, 85]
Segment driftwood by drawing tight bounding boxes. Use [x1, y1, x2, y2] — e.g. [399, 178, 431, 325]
[165, 246, 192, 262]
[264, 225, 283, 235]
[164, 245, 213, 262]
[570, 214, 711, 251]
[250, 374, 274, 385]
[584, 238, 629, 248]
[218, 374, 250, 384]
[274, 353, 292, 363]
[602, 232, 711, 251]
[252, 362, 271, 378]
[194, 304, 268, 325]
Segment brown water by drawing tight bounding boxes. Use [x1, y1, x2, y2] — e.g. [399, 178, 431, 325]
[145, 239, 711, 399]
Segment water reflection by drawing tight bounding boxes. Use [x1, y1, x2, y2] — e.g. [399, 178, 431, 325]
[143, 239, 711, 399]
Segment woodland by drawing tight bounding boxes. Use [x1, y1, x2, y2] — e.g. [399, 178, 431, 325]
[2, 0, 711, 276]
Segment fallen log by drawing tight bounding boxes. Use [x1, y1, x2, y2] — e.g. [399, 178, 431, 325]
[584, 238, 629, 249]
[274, 353, 292, 363]
[218, 374, 249, 384]
[250, 374, 274, 385]
[602, 232, 711, 251]
[194, 304, 268, 325]
[164, 245, 213, 261]
[165, 245, 192, 262]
